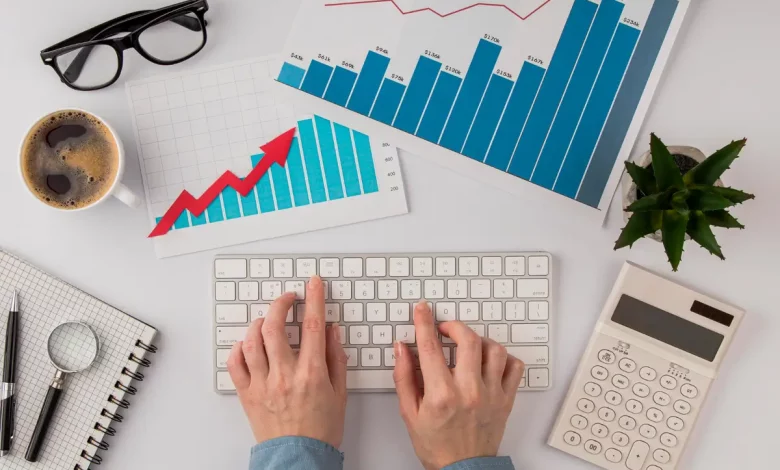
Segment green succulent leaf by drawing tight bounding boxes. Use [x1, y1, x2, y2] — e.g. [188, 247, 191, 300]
[683, 139, 747, 186]
[626, 188, 674, 212]
[625, 161, 657, 196]
[614, 212, 662, 250]
[687, 189, 736, 211]
[671, 189, 690, 216]
[687, 211, 725, 260]
[650, 134, 684, 191]
[662, 210, 689, 271]
[699, 186, 756, 205]
[706, 210, 745, 229]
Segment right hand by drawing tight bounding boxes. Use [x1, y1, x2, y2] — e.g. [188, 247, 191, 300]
[393, 302, 525, 470]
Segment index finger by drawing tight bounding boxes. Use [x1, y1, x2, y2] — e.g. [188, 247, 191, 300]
[299, 276, 327, 368]
[261, 292, 296, 371]
[438, 321, 483, 378]
[413, 302, 453, 390]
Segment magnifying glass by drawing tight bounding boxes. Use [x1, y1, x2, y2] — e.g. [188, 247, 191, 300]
[25, 321, 100, 462]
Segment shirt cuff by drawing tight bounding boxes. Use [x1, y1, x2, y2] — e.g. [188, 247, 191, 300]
[250, 437, 344, 470]
[442, 456, 515, 470]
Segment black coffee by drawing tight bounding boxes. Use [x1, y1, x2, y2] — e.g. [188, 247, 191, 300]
[21, 110, 119, 209]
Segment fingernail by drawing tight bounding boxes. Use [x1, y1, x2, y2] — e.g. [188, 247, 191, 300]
[394, 341, 402, 358]
[309, 275, 321, 288]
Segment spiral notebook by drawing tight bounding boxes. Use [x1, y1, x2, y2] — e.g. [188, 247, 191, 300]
[0, 250, 158, 469]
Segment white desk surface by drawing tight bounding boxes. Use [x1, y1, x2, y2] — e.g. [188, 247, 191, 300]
[1, 0, 777, 469]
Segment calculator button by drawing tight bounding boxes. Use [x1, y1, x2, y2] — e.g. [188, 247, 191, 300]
[563, 431, 582, 446]
[612, 374, 629, 389]
[605, 448, 623, 463]
[619, 358, 637, 373]
[660, 375, 677, 390]
[667, 416, 685, 431]
[653, 391, 672, 407]
[578, 398, 595, 414]
[660, 432, 678, 447]
[584, 382, 602, 397]
[598, 350, 616, 364]
[605, 391, 623, 406]
[570, 415, 588, 430]
[591, 423, 609, 438]
[584, 439, 602, 455]
[632, 382, 650, 398]
[653, 448, 671, 464]
[626, 399, 643, 414]
[681, 383, 699, 398]
[647, 408, 664, 423]
[612, 432, 629, 447]
[619, 415, 637, 430]
[598, 407, 616, 422]
[639, 424, 657, 439]
[626, 441, 650, 470]
[640, 367, 658, 381]
[674, 400, 692, 415]
[591, 365, 609, 381]
[647, 467, 663, 470]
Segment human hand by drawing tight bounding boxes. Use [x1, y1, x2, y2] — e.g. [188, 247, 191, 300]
[393, 302, 525, 470]
[227, 276, 348, 448]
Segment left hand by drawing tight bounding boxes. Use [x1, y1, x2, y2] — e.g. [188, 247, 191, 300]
[227, 276, 348, 448]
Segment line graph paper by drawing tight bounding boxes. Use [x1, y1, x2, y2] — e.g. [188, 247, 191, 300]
[324, 0, 553, 20]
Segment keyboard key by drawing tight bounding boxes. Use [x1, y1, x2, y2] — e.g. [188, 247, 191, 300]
[396, 325, 416, 343]
[389, 303, 410, 322]
[517, 279, 549, 298]
[249, 259, 270, 278]
[401, 280, 422, 299]
[436, 302, 457, 321]
[284, 280, 305, 300]
[459, 302, 479, 321]
[470, 279, 491, 299]
[350, 325, 369, 345]
[215, 259, 247, 279]
[331, 280, 352, 300]
[378, 280, 399, 300]
[384, 348, 396, 366]
[372, 325, 392, 344]
[366, 303, 387, 322]
[366, 258, 387, 277]
[435, 257, 456, 276]
[458, 257, 479, 276]
[412, 257, 432, 276]
[344, 348, 358, 367]
[493, 279, 514, 298]
[343, 303, 363, 322]
[319, 258, 340, 278]
[261, 281, 282, 300]
[528, 301, 549, 321]
[216, 349, 231, 368]
[482, 302, 502, 321]
[286, 326, 300, 345]
[504, 256, 525, 275]
[447, 280, 468, 299]
[338, 326, 346, 345]
[355, 280, 375, 300]
[488, 324, 508, 343]
[361, 348, 381, 367]
[217, 371, 235, 391]
[506, 302, 526, 321]
[216, 304, 248, 324]
[481, 257, 502, 276]
[238, 281, 259, 301]
[250, 304, 269, 321]
[389, 258, 410, 276]
[528, 256, 549, 276]
[424, 280, 445, 299]
[626, 441, 650, 470]
[273, 259, 294, 278]
[505, 346, 549, 365]
[215, 282, 236, 301]
[325, 303, 340, 322]
[296, 258, 317, 278]
[528, 368, 549, 388]
[343, 258, 363, 278]
[467, 324, 486, 337]
[216, 326, 247, 346]
[511, 324, 549, 343]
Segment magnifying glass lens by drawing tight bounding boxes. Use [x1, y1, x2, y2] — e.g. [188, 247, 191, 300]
[48, 322, 99, 372]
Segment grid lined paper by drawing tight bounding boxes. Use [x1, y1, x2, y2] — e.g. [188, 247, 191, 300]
[0, 251, 158, 470]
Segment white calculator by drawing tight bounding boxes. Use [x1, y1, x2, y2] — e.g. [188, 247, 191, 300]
[548, 262, 744, 470]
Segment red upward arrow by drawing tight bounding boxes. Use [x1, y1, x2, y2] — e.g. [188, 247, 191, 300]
[148, 128, 297, 238]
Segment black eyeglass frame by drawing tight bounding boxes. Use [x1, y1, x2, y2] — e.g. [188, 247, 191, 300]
[40, 0, 209, 91]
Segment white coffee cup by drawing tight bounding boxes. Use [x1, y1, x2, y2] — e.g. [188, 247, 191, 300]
[18, 108, 141, 211]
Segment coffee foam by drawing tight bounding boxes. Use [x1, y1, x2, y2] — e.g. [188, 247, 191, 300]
[21, 110, 119, 210]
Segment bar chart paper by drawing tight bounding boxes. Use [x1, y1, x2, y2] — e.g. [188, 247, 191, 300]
[126, 57, 408, 258]
[278, 0, 690, 221]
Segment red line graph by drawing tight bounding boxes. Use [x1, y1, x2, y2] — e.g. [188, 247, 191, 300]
[323, 0, 553, 20]
[148, 128, 296, 238]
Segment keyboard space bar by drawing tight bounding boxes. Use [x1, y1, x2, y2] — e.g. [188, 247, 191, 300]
[347, 370, 396, 390]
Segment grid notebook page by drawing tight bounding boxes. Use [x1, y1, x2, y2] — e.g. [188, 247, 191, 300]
[0, 251, 158, 470]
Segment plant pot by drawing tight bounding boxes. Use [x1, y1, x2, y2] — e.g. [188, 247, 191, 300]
[621, 146, 723, 242]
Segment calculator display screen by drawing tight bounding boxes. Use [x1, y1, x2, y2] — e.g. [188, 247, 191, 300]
[611, 295, 724, 362]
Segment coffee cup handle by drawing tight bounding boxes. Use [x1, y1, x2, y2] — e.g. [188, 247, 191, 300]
[113, 183, 142, 208]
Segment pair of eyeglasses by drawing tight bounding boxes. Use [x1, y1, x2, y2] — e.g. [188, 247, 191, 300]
[40, 0, 209, 91]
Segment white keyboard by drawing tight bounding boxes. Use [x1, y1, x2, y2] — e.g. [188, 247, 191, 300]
[212, 252, 553, 393]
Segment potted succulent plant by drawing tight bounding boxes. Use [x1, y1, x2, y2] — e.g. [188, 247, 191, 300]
[614, 134, 754, 271]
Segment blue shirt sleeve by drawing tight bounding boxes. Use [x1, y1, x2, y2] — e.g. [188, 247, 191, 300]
[442, 456, 516, 470]
[249, 437, 344, 470]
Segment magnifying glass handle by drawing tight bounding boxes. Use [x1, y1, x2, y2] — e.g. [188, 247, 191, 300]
[25, 384, 63, 462]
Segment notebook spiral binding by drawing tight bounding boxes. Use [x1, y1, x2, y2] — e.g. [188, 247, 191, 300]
[75, 340, 157, 469]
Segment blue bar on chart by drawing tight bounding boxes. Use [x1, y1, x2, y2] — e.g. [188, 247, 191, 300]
[508, 0, 598, 179]
[207, 196, 225, 223]
[462, 74, 513, 161]
[190, 210, 207, 226]
[370, 79, 406, 125]
[353, 130, 378, 193]
[484, 62, 545, 171]
[417, 72, 462, 143]
[174, 211, 190, 229]
[300, 60, 334, 98]
[155, 217, 169, 233]
[393, 56, 441, 133]
[532, 0, 624, 188]
[323, 66, 358, 106]
[278, 62, 306, 89]
[333, 123, 363, 196]
[439, 39, 502, 152]
[315, 116, 345, 200]
[240, 185, 259, 217]
[297, 119, 328, 203]
[347, 51, 391, 115]
[270, 165, 293, 210]
[222, 186, 242, 220]
[577, 0, 679, 207]
[286, 137, 311, 207]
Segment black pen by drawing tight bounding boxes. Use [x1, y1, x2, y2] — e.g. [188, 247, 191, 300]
[0, 291, 19, 456]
